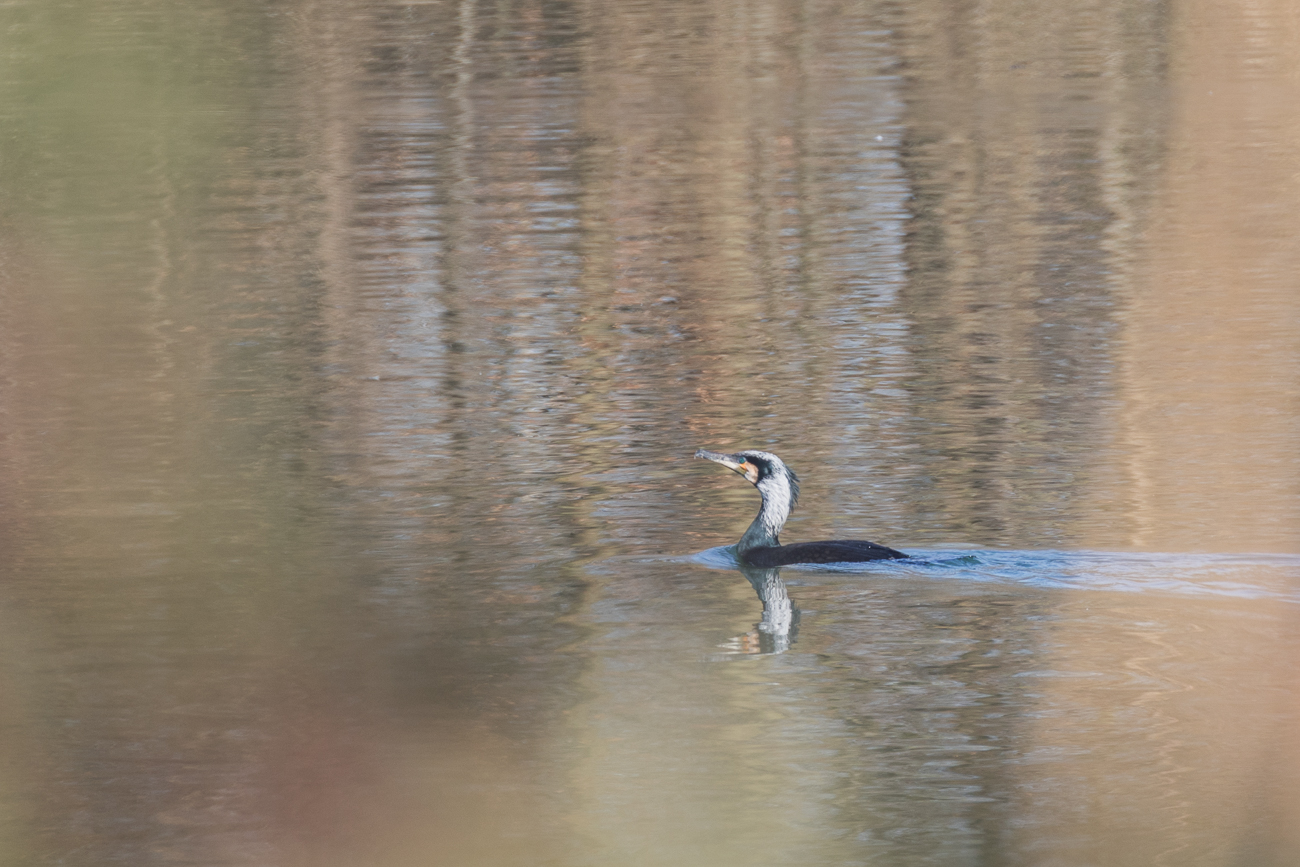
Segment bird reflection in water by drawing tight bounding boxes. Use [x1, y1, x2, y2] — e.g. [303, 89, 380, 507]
[724, 564, 800, 655]
[698, 447, 907, 654]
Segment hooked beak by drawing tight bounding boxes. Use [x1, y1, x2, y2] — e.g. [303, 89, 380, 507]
[695, 448, 758, 483]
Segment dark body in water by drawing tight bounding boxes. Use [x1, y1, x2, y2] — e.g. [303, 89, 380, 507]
[695, 448, 909, 566]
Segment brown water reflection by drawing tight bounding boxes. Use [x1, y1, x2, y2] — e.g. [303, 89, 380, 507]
[0, 0, 1297, 865]
[1123, 0, 1300, 553]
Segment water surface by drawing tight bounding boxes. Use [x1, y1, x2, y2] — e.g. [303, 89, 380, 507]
[0, 0, 1297, 865]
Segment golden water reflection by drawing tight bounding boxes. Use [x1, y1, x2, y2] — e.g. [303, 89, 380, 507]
[1120, 0, 1300, 553]
[0, 0, 1296, 865]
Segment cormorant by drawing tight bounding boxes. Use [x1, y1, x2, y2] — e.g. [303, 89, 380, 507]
[695, 448, 909, 566]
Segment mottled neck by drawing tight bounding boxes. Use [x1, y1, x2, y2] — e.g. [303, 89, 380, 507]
[737, 476, 794, 553]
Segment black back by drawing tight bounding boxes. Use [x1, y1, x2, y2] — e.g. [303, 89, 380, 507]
[742, 539, 909, 567]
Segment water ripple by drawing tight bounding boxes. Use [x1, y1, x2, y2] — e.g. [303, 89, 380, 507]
[675, 546, 1300, 604]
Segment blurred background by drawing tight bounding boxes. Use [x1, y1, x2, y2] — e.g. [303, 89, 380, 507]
[0, 0, 1297, 864]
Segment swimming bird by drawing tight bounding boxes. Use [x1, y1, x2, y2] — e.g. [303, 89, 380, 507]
[695, 448, 908, 566]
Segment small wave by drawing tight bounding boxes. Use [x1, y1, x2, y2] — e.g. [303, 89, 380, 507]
[674, 547, 1300, 604]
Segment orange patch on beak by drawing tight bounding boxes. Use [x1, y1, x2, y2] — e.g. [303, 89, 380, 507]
[738, 461, 759, 482]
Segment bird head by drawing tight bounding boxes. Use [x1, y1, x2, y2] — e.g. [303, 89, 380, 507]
[695, 448, 800, 508]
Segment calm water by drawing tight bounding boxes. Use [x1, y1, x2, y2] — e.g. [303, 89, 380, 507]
[1, 0, 1298, 865]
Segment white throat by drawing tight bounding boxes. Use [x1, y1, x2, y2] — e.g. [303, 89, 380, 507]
[738, 473, 795, 554]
